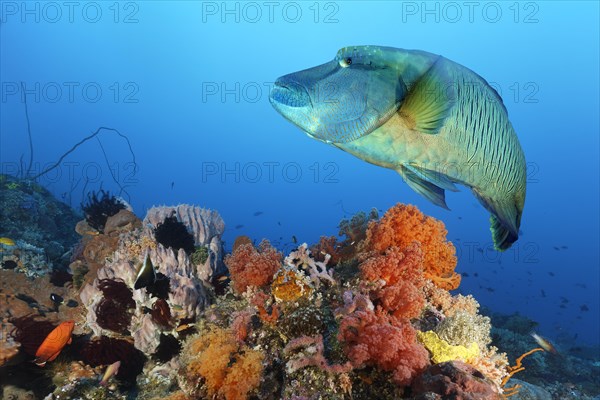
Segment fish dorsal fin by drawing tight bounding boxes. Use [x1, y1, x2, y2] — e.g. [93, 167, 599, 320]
[398, 58, 453, 135]
[397, 165, 450, 210]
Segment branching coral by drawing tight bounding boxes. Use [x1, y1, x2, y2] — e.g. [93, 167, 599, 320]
[285, 243, 335, 287]
[338, 308, 429, 386]
[225, 240, 282, 294]
[358, 243, 426, 319]
[501, 348, 544, 397]
[365, 203, 460, 290]
[284, 334, 352, 374]
[183, 325, 264, 400]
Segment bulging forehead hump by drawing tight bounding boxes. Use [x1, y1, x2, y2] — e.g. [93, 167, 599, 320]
[336, 45, 380, 59]
[335, 46, 400, 68]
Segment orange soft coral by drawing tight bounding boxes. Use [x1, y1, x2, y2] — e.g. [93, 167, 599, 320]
[225, 239, 282, 294]
[186, 326, 264, 400]
[338, 308, 430, 386]
[359, 243, 426, 319]
[365, 203, 460, 290]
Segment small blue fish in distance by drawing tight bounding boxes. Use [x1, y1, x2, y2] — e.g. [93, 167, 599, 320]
[270, 46, 527, 250]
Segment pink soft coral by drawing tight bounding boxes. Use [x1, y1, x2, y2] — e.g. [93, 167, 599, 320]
[365, 203, 460, 290]
[359, 243, 426, 319]
[338, 308, 430, 386]
[224, 240, 282, 294]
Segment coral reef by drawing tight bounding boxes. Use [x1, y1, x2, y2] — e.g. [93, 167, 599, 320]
[365, 203, 460, 290]
[180, 325, 264, 400]
[1, 197, 598, 400]
[143, 204, 226, 281]
[225, 240, 282, 294]
[359, 243, 426, 319]
[417, 330, 479, 364]
[411, 361, 503, 399]
[0, 174, 80, 268]
[338, 308, 430, 386]
[81, 190, 127, 233]
[0, 321, 21, 367]
[153, 215, 196, 255]
[79, 204, 221, 356]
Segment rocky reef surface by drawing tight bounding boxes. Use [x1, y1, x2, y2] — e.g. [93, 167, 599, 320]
[0, 178, 598, 400]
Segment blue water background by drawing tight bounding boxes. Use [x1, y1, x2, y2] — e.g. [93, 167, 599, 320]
[1, 1, 598, 346]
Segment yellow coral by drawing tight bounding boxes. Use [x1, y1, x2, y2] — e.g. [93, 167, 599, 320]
[417, 330, 479, 364]
[271, 267, 312, 302]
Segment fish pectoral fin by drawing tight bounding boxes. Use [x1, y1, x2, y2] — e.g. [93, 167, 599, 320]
[405, 163, 460, 192]
[472, 190, 520, 251]
[398, 58, 453, 135]
[397, 166, 450, 210]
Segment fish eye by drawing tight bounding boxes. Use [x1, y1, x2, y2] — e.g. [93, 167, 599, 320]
[339, 57, 352, 68]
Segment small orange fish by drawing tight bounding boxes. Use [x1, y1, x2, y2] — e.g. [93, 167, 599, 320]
[34, 320, 75, 366]
[530, 332, 558, 354]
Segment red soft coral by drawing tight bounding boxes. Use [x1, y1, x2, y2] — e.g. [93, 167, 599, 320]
[338, 308, 429, 386]
[225, 240, 282, 294]
[365, 203, 460, 290]
[359, 243, 426, 319]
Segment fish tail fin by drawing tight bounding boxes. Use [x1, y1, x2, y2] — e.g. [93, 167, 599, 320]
[34, 358, 47, 367]
[490, 214, 518, 251]
[473, 190, 521, 251]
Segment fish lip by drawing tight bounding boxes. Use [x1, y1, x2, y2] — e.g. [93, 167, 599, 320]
[269, 78, 311, 109]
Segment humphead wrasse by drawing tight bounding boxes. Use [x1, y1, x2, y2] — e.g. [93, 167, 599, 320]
[269, 46, 526, 250]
